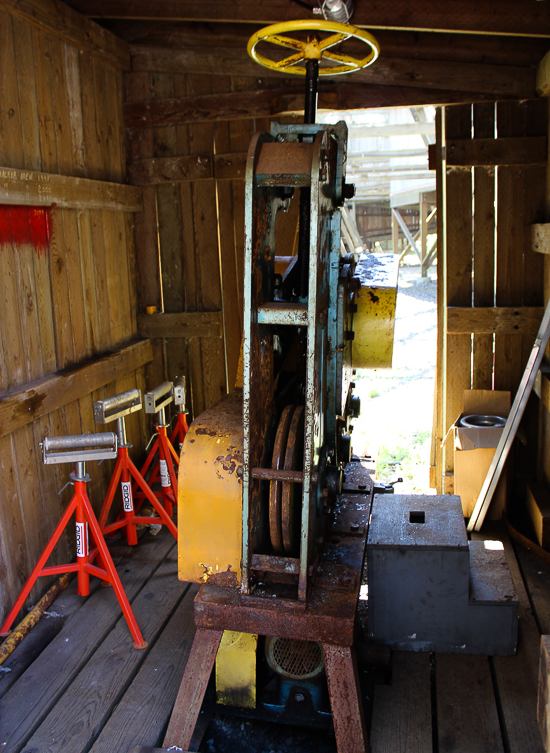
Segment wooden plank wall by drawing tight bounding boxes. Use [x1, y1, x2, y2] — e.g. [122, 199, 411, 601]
[126, 70, 290, 418]
[0, 2, 149, 625]
[434, 99, 548, 496]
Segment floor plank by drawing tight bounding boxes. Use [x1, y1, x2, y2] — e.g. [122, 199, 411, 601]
[474, 524, 545, 753]
[436, 654, 503, 753]
[514, 541, 550, 635]
[24, 548, 189, 752]
[0, 531, 175, 753]
[370, 651, 432, 753]
[89, 584, 199, 753]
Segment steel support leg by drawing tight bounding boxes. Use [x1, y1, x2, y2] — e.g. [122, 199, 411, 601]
[323, 644, 370, 753]
[163, 628, 223, 751]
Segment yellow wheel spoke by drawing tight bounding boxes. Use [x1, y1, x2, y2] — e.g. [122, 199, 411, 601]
[274, 52, 307, 70]
[318, 32, 351, 51]
[323, 50, 363, 68]
[263, 34, 305, 52]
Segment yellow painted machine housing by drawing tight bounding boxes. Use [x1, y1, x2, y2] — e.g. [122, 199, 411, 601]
[216, 630, 258, 708]
[177, 390, 243, 584]
[352, 253, 399, 369]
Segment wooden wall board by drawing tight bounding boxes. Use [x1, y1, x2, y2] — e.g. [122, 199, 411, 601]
[0, 167, 143, 211]
[446, 136, 547, 166]
[12, 15, 41, 173]
[212, 75, 241, 390]
[125, 72, 163, 319]
[443, 104, 473, 491]
[494, 101, 527, 394]
[0, 531, 175, 751]
[472, 101, 495, 390]
[63, 43, 86, 178]
[88, 585, 198, 753]
[0, 339, 153, 439]
[2, 0, 130, 70]
[138, 311, 222, 339]
[436, 654, 503, 752]
[0, 11, 25, 171]
[370, 651, 432, 752]
[447, 306, 544, 334]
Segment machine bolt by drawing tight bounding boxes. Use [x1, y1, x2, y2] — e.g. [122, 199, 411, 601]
[350, 521, 360, 531]
[237, 466, 244, 478]
[295, 693, 305, 703]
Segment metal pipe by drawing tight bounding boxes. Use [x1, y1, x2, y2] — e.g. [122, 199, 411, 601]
[0, 573, 73, 665]
[98, 388, 140, 412]
[147, 381, 173, 400]
[116, 417, 127, 446]
[43, 433, 117, 451]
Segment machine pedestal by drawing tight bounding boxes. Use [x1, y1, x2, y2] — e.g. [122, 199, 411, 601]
[158, 458, 374, 753]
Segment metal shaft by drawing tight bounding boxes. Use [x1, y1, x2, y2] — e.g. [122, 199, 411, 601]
[304, 58, 319, 125]
[298, 59, 320, 298]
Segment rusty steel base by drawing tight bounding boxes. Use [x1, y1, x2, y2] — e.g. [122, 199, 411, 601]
[162, 458, 373, 753]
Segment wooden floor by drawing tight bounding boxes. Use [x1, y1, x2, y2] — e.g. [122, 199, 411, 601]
[0, 521, 547, 753]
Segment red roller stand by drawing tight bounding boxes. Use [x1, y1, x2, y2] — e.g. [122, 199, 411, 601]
[0, 460, 147, 649]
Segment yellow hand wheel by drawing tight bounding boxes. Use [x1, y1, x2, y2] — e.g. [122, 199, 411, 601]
[247, 19, 379, 76]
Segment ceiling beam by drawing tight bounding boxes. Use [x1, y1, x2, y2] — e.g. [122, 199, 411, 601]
[130, 44, 536, 99]
[63, 1, 550, 38]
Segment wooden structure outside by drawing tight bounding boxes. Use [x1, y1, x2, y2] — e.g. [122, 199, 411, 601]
[432, 100, 549, 496]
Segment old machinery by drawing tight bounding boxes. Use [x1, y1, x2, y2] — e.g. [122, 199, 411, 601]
[170, 19, 382, 753]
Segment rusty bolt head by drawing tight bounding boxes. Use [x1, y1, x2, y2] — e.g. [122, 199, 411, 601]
[236, 466, 244, 478]
[295, 693, 305, 703]
[350, 521, 360, 531]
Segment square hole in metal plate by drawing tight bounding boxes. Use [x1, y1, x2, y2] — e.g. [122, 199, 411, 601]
[409, 511, 425, 524]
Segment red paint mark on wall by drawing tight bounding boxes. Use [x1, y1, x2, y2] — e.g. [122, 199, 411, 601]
[29, 208, 51, 258]
[0, 205, 51, 258]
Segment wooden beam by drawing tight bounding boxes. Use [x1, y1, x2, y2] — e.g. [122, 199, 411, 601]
[137, 312, 223, 339]
[128, 153, 247, 185]
[537, 50, 550, 97]
[124, 86, 304, 128]
[61, 0, 550, 38]
[123, 82, 498, 131]
[447, 306, 544, 334]
[0, 340, 153, 439]
[0, 166, 142, 211]
[91, 22, 550, 70]
[1, 0, 130, 70]
[532, 223, 550, 254]
[130, 45, 535, 99]
[446, 137, 547, 166]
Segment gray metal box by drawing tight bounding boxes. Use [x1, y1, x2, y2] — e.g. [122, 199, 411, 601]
[367, 494, 518, 655]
